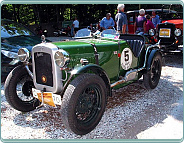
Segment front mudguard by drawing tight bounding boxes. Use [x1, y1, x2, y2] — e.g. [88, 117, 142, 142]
[71, 64, 104, 75]
[146, 49, 162, 71]
[70, 64, 112, 97]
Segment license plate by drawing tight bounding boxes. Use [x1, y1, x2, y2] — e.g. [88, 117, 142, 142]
[159, 28, 171, 38]
[32, 88, 62, 107]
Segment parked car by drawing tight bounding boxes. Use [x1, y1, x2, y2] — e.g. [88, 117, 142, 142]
[127, 9, 183, 52]
[4, 29, 162, 135]
[1, 19, 44, 82]
[126, 9, 181, 34]
[149, 20, 183, 52]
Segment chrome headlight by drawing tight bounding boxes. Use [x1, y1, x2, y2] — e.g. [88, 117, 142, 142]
[1, 50, 18, 59]
[18, 48, 30, 62]
[149, 29, 156, 36]
[174, 28, 182, 37]
[54, 49, 70, 67]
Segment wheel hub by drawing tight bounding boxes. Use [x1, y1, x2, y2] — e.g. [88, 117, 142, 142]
[22, 81, 34, 97]
[151, 59, 161, 82]
[77, 93, 95, 113]
[76, 86, 101, 122]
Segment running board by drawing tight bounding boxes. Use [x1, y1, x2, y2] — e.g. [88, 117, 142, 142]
[111, 69, 138, 88]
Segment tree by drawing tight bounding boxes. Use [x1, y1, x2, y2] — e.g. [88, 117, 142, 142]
[1, 4, 182, 27]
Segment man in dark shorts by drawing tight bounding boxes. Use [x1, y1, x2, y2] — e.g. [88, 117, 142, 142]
[73, 17, 79, 35]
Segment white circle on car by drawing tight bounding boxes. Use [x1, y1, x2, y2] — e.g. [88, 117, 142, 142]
[121, 48, 132, 70]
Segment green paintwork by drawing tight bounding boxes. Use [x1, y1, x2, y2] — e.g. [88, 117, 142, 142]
[53, 38, 144, 86]
[70, 64, 105, 75]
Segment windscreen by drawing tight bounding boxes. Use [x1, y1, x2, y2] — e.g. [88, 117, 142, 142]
[74, 28, 91, 38]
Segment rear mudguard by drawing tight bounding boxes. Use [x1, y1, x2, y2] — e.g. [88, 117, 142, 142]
[70, 64, 112, 96]
[146, 49, 162, 71]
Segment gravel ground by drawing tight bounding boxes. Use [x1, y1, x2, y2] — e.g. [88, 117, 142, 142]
[1, 52, 183, 141]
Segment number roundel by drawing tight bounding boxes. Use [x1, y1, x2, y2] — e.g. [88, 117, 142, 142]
[121, 48, 132, 70]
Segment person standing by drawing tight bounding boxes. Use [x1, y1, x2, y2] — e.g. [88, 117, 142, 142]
[152, 11, 160, 28]
[115, 4, 128, 34]
[145, 14, 155, 32]
[134, 9, 147, 34]
[73, 17, 79, 35]
[100, 13, 115, 31]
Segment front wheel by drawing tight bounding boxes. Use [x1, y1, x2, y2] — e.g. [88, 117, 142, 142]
[61, 74, 107, 135]
[143, 53, 162, 89]
[4, 65, 40, 112]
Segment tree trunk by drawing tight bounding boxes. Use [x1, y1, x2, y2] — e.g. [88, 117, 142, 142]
[60, 4, 66, 22]
[37, 5, 41, 24]
[56, 5, 60, 23]
[16, 5, 21, 23]
[12, 4, 17, 22]
[46, 5, 49, 23]
[32, 4, 38, 25]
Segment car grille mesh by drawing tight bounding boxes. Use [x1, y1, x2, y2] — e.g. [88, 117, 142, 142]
[158, 23, 175, 45]
[34, 52, 53, 87]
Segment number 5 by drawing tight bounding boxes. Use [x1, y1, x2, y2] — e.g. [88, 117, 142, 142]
[124, 50, 129, 62]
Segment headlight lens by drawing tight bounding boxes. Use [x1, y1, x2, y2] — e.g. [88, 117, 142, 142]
[18, 48, 30, 62]
[1, 50, 18, 59]
[174, 28, 182, 37]
[54, 50, 70, 67]
[149, 29, 156, 36]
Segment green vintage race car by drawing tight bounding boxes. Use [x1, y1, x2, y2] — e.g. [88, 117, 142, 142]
[4, 29, 162, 135]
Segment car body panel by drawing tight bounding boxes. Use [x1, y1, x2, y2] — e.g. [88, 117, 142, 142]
[1, 36, 42, 52]
[53, 39, 139, 83]
[162, 19, 183, 30]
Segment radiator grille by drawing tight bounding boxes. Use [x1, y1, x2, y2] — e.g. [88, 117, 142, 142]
[158, 23, 175, 45]
[34, 52, 53, 87]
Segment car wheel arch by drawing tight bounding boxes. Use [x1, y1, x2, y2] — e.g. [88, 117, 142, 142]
[70, 64, 112, 97]
[146, 49, 162, 71]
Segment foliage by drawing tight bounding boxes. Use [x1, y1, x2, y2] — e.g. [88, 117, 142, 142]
[1, 4, 183, 27]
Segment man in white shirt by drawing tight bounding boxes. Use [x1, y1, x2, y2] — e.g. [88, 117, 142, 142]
[73, 17, 79, 35]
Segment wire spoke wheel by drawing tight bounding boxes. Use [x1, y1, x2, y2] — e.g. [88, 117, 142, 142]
[75, 85, 101, 124]
[16, 75, 35, 102]
[143, 53, 162, 89]
[4, 65, 40, 112]
[61, 73, 107, 135]
[151, 58, 161, 84]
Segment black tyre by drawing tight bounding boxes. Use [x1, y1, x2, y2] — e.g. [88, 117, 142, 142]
[61, 73, 107, 135]
[143, 53, 162, 89]
[4, 65, 40, 112]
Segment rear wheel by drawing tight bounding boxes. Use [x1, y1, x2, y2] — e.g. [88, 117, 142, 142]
[4, 65, 40, 112]
[143, 53, 162, 89]
[61, 74, 107, 135]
